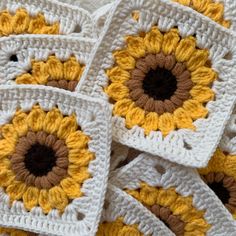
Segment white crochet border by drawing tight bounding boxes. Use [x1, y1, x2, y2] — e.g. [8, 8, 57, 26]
[109, 153, 236, 235]
[0, 0, 96, 37]
[0, 35, 95, 85]
[102, 184, 174, 236]
[0, 86, 112, 236]
[77, 0, 236, 168]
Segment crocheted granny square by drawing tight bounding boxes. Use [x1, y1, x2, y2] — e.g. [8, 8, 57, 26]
[98, 184, 174, 236]
[0, 35, 94, 90]
[78, 0, 236, 167]
[109, 153, 236, 235]
[0, 86, 111, 236]
[0, 0, 95, 37]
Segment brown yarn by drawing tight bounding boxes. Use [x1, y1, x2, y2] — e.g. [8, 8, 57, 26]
[172, 62, 186, 76]
[136, 58, 150, 73]
[131, 68, 146, 80]
[56, 157, 69, 169]
[130, 88, 145, 101]
[170, 95, 184, 107]
[145, 54, 158, 70]
[135, 94, 149, 108]
[155, 52, 166, 68]
[144, 98, 155, 112]
[154, 100, 165, 115]
[47, 171, 62, 186]
[126, 79, 143, 91]
[163, 99, 176, 113]
[164, 55, 176, 70]
[174, 90, 190, 100]
[47, 80, 78, 92]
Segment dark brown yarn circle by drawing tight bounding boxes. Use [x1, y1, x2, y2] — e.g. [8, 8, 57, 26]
[11, 131, 69, 189]
[127, 53, 193, 115]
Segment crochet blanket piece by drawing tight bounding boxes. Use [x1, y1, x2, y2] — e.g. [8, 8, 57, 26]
[78, 0, 236, 168]
[109, 153, 236, 235]
[0, 86, 111, 236]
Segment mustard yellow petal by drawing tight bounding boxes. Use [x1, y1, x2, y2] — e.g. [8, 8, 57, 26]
[144, 26, 163, 54]
[45, 56, 63, 80]
[98, 219, 124, 236]
[49, 186, 68, 211]
[113, 99, 135, 117]
[185, 218, 210, 232]
[0, 139, 15, 159]
[105, 83, 129, 101]
[26, 106, 46, 132]
[204, 3, 224, 22]
[1, 124, 18, 142]
[119, 225, 142, 236]
[224, 155, 236, 179]
[12, 9, 30, 34]
[28, 14, 47, 34]
[15, 74, 38, 84]
[57, 115, 78, 140]
[158, 113, 175, 136]
[162, 29, 180, 55]
[12, 110, 28, 137]
[126, 36, 146, 58]
[106, 66, 130, 83]
[113, 50, 136, 70]
[125, 107, 145, 129]
[186, 49, 209, 71]
[175, 36, 196, 62]
[142, 112, 159, 135]
[191, 66, 217, 86]
[0, 11, 13, 35]
[183, 99, 208, 120]
[40, 23, 59, 34]
[139, 183, 158, 206]
[6, 182, 27, 201]
[11, 229, 28, 236]
[23, 186, 39, 210]
[63, 57, 82, 81]
[66, 131, 89, 149]
[173, 0, 191, 6]
[126, 189, 141, 202]
[169, 196, 192, 215]
[43, 108, 63, 134]
[190, 85, 214, 103]
[39, 189, 51, 214]
[68, 149, 94, 167]
[156, 188, 177, 207]
[173, 108, 195, 130]
[60, 177, 82, 199]
[192, 0, 211, 12]
[0, 170, 15, 187]
[0, 158, 11, 170]
[68, 165, 90, 183]
[31, 61, 49, 84]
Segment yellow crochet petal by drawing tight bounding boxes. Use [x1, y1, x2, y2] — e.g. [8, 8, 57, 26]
[185, 218, 211, 232]
[107, 66, 130, 83]
[11, 230, 28, 236]
[12, 110, 28, 137]
[175, 36, 196, 62]
[28, 14, 47, 34]
[6, 182, 27, 201]
[31, 61, 49, 84]
[186, 49, 209, 71]
[126, 189, 141, 202]
[66, 131, 89, 149]
[139, 183, 158, 206]
[57, 115, 78, 140]
[144, 26, 163, 54]
[12, 9, 30, 34]
[105, 83, 129, 101]
[113, 99, 135, 116]
[1, 124, 18, 142]
[0, 139, 15, 159]
[40, 23, 59, 34]
[192, 0, 211, 12]
[181, 208, 205, 222]
[113, 50, 136, 70]
[39, 189, 51, 214]
[15, 74, 38, 84]
[98, 219, 124, 236]
[125, 107, 145, 129]
[191, 67, 217, 86]
[183, 100, 208, 120]
[173, 108, 195, 130]
[190, 85, 214, 103]
[204, 3, 224, 22]
[0, 158, 11, 170]
[49, 186, 68, 211]
[173, 0, 191, 6]
[68, 149, 94, 167]
[43, 108, 63, 134]
[224, 155, 236, 179]
[23, 186, 39, 210]
[0, 170, 15, 187]
[156, 188, 178, 207]
[60, 177, 82, 199]
[198, 149, 226, 175]
[119, 225, 141, 236]
[142, 112, 159, 135]
[0, 11, 13, 35]
[46, 56, 63, 80]
[63, 57, 82, 81]
[68, 165, 90, 183]
[169, 196, 192, 215]
[26, 106, 46, 132]
[126, 36, 146, 58]
[158, 113, 175, 136]
[162, 29, 180, 55]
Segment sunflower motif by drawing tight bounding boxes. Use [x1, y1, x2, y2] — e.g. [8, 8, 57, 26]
[15, 56, 84, 91]
[0, 8, 59, 36]
[127, 183, 211, 235]
[0, 105, 94, 213]
[199, 149, 236, 219]
[173, 0, 231, 28]
[0, 227, 37, 236]
[97, 217, 143, 236]
[105, 27, 217, 136]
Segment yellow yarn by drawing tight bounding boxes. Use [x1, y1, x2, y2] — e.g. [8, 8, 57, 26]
[191, 67, 217, 85]
[106, 66, 130, 83]
[60, 177, 82, 198]
[126, 36, 146, 58]
[0, 227, 29, 236]
[105, 83, 129, 101]
[39, 189, 51, 214]
[183, 100, 208, 120]
[113, 50, 136, 70]
[132, 11, 140, 22]
[186, 50, 209, 71]
[97, 218, 143, 236]
[162, 29, 180, 55]
[0, 8, 59, 36]
[57, 115, 78, 139]
[142, 112, 159, 135]
[113, 99, 135, 116]
[125, 107, 145, 129]
[23, 186, 39, 210]
[173, 108, 196, 130]
[127, 183, 211, 235]
[158, 113, 175, 136]
[190, 85, 215, 103]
